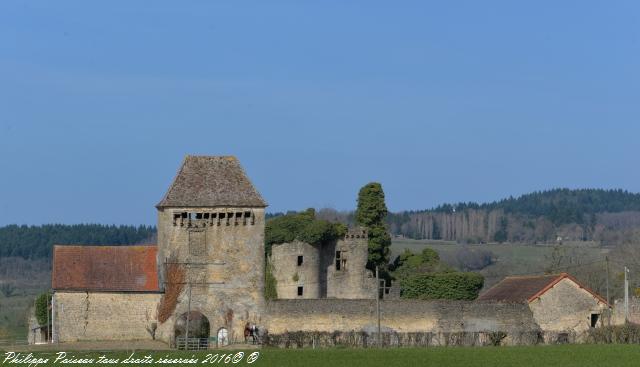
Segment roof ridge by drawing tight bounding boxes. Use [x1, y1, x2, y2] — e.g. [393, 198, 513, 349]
[186, 154, 237, 159]
[504, 273, 562, 279]
[53, 244, 157, 248]
[527, 272, 610, 306]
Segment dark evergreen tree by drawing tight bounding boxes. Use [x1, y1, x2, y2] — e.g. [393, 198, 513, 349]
[355, 182, 391, 271]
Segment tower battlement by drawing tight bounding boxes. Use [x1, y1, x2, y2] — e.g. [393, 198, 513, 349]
[344, 227, 368, 240]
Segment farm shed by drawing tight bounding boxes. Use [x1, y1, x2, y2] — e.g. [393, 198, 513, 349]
[478, 273, 610, 342]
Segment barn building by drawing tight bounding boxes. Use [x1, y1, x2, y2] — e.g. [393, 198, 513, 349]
[477, 273, 610, 342]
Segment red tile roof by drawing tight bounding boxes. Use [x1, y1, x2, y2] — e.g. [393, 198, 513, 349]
[477, 272, 609, 306]
[52, 245, 159, 292]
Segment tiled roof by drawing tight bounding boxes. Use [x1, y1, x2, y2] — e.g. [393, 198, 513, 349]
[156, 155, 267, 208]
[477, 272, 609, 305]
[52, 245, 159, 292]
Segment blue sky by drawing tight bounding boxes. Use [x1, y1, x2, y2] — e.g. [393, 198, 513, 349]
[1, 1, 639, 225]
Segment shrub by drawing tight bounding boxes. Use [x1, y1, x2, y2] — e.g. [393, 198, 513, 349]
[265, 260, 278, 300]
[266, 209, 346, 254]
[588, 323, 640, 344]
[400, 272, 484, 300]
[455, 246, 494, 271]
[35, 292, 51, 326]
[298, 220, 346, 246]
[488, 331, 507, 346]
[391, 248, 453, 280]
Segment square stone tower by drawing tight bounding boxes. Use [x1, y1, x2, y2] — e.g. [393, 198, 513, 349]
[156, 155, 267, 344]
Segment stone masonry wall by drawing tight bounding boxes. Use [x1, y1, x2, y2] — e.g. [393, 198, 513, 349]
[263, 299, 541, 346]
[271, 241, 322, 299]
[156, 207, 266, 344]
[613, 297, 640, 325]
[323, 234, 376, 299]
[54, 292, 161, 342]
[528, 278, 609, 342]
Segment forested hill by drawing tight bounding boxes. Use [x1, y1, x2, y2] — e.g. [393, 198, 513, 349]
[0, 224, 156, 260]
[388, 189, 640, 244]
[426, 189, 640, 225]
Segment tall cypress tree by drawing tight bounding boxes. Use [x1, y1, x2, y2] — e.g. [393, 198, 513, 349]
[355, 182, 392, 271]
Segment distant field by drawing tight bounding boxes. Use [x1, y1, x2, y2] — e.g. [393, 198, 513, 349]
[391, 238, 610, 288]
[0, 265, 49, 342]
[0, 286, 45, 341]
[2, 345, 640, 367]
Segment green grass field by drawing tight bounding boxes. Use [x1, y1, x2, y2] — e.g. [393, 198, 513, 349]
[2, 345, 640, 367]
[0, 286, 46, 340]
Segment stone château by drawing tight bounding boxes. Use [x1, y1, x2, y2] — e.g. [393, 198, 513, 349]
[41, 155, 615, 347]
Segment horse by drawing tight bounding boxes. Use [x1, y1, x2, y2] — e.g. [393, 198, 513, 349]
[243, 323, 261, 344]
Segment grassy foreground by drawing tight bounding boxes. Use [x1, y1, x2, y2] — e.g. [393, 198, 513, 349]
[2, 345, 640, 367]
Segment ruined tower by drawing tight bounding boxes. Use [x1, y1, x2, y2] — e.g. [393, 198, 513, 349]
[156, 155, 267, 344]
[270, 226, 377, 299]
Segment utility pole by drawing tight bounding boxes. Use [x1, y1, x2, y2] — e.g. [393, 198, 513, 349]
[605, 257, 611, 326]
[32, 298, 36, 345]
[605, 256, 610, 305]
[46, 292, 50, 344]
[624, 266, 629, 323]
[185, 283, 192, 345]
[376, 266, 381, 348]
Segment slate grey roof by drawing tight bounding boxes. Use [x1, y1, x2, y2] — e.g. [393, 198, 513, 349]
[157, 155, 267, 208]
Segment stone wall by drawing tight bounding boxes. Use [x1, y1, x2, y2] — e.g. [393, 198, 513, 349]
[323, 231, 377, 299]
[263, 299, 541, 346]
[53, 292, 161, 342]
[156, 207, 266, 344]
[27, 310, 46, 345]
[612, 297, 640, 325]
[271, 241, 322, 298]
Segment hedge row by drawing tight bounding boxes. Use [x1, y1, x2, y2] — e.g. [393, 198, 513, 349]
[400, 272, 484, 300]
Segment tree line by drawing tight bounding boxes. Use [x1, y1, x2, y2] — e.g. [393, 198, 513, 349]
[391, 188, 640, 227]
[0, 224, 156, 260]
[386, 188, 640, 243]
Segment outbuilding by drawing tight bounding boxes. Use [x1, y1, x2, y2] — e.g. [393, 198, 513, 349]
[478, 272, 610, 342]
